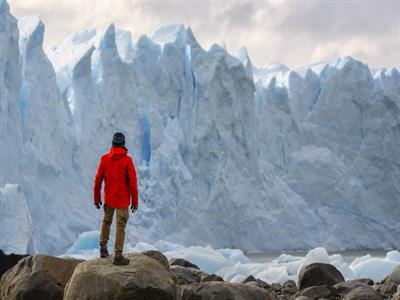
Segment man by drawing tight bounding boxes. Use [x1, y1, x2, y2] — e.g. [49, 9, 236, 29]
[94, 132, 138, 265]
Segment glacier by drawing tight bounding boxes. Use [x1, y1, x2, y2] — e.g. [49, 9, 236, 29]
[0, 0, 399, 255]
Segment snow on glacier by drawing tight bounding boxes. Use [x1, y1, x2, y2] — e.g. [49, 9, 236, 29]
[0, 0, 400, 256]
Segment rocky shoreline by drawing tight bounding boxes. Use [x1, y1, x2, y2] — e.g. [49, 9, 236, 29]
[0, 250, 399, 300]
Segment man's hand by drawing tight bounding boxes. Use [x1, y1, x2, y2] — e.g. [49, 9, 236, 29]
[94, 201, 102, 209]
[130, 205, 138, 213]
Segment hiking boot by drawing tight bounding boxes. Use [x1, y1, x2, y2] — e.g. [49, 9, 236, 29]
[100, 245, 109, 258]
[113, 254, 129, 265]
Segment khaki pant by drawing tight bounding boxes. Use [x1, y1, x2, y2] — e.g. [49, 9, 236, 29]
[100, 204, 129, 255]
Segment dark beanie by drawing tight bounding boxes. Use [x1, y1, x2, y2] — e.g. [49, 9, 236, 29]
[112, 132, 125, 147]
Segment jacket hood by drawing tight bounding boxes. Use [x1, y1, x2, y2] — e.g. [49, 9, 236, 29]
[109, 146, 128, 159]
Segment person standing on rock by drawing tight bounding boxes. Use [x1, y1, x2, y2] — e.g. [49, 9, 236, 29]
[94, 132, 139, 265]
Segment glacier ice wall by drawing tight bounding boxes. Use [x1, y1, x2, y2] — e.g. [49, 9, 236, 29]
[0, 184, 33, 253]
[0, 1, 399, 254]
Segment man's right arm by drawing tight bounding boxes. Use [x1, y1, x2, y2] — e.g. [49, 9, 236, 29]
[127, 156, 138, 208]
[94, 157, 104, 203]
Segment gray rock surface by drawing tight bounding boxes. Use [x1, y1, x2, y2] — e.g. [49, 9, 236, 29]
[64, 253, 177, 300]
[0, 254, 81, 300]
[298, 263, 344, 289]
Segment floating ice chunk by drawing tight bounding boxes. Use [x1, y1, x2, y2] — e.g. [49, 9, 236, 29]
[386, 250, 400, 262]
[63, 236, 399, 284]
[231, 274, 246, 283]
[339, 263, 356, 280]
[329, 254, 344, 265]
[66, 231, 99, 254]
[274, 253, 302, 264]
[218, 248, 251, 264]
[132, 242, 158, 252]
[256, 265, 294, 284]
[350, 257, 398, 282]
[300, 247, 330, 269]
[164, 246, 228, 274]
[154, 240, 185, 252]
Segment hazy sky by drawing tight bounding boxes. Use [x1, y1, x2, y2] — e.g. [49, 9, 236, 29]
[8, 0, 400, 69]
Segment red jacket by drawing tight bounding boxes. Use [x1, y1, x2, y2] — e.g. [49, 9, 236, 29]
[94, 147, 138, 208]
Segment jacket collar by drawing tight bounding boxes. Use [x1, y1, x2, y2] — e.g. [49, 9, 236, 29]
[109, 146, 128, 157]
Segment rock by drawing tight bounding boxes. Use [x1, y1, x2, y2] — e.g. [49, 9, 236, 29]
[242, 275, 257, 283]
[343, 286, 381, 300]
[170, 265, 201, 285]
[282, 286, 297, 295]
[169, 258, 199, 270]
[269, 282, 283, 296]
[143, 250, 170, 271]
[245, 279, 271, 290]
[282, 280, 297, 295]
[0, 250, 28, 279]
[283, 280, 296, 289]
[294, 297, 311, 300]
[294, 285, 338, 300]
[387, 265, 400, 283]
[298, 263, 345, 289]
[201, 273, 224, 282]
[181, 282, 275, 300]
[64, 253, 177, 300]
[374, 281, 398, 298]
[334, 279, 371, 295]
[0, 254, 81, 300]
[189, 267, 209, 278]
[359, 278, 374, 285]
[392, 285, 400, 300]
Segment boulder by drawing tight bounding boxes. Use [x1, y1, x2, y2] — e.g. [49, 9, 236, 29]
[294, 285, 338, 300]
[188, 267, 209, 279]
[170, 265, 201, 285]
[392, 285, 400, 300]
[334, 279, 371, 295]
[242, 275, 257, 283]
[343, 286, 381, 300]
[169, 258, 199, 270]
[0, 250, 28, 278]
[373, 281, 398, 298]
[298, 263, 344, 289]
[0, 254, 81, 300]
[359, 278, 374, 285]
[201, 273, 224, 282]
[282, 280, 297, 295]
[181, 282, 275, 300]
[387, 265, 400, 283]
[242, 276, 271, 289]
[293, 297, 311, 300]
[64, 253, 177, 300]
[143, 250, 170, 271]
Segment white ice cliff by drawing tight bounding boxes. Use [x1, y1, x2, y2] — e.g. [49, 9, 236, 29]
[0, 1, 399, 254]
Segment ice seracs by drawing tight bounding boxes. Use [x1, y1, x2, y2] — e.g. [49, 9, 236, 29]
[0, 0, 400, 256]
